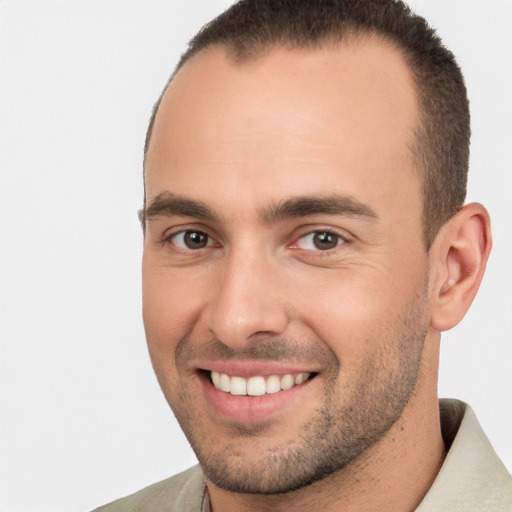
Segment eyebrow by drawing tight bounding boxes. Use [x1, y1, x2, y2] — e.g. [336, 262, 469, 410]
[261, 195, 378, 223]
[142, 192, 220, 223]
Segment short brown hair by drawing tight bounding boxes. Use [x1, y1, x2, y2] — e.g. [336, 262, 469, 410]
[144, 0, 470, 249]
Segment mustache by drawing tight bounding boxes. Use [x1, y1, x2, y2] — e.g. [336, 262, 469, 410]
[175, 332, 337, 367]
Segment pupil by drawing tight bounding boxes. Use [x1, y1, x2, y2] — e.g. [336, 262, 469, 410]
[185, 231, 207, 249]
[313, 232, 337, 250]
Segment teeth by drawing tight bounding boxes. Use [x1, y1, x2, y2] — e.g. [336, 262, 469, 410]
[280, 374, 294, 390]
[210, 371, 311, 396]
[247, 376, 266, 396]
[295, 373, 307, 385]
[265, 375, 281, 394]
[219, 373, 231, 393]
[230, 376, 246, 396]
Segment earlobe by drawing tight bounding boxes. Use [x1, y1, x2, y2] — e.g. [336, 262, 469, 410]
[430, 203, 492, 332]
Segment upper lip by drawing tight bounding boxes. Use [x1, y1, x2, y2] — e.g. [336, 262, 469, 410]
[193, 360, 320, 378]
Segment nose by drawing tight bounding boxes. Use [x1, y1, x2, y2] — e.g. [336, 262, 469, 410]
[202, 247, 290, 349]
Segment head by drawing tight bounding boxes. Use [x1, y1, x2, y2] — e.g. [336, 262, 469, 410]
[141, 0, 490, 498]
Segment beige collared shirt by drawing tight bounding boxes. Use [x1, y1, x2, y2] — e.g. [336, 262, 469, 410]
[415, 399, 512, 510]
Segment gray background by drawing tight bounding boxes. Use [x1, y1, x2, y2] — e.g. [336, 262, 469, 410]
[1, 1, 510, 511]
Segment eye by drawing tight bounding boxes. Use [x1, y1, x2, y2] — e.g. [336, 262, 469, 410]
[169, 230, 213, 250]
[295, 231, 345, 251]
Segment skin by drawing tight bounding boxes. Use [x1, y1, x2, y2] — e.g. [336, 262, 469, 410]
[142, 36, 491, 512]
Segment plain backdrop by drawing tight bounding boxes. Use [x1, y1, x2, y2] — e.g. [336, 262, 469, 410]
[1, 1, 511, 511]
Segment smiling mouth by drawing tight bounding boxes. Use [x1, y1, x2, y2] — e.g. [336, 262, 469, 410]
[208, 371, 317, 397]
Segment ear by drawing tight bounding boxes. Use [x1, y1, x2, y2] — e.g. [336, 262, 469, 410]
[429, 203, 492, 332]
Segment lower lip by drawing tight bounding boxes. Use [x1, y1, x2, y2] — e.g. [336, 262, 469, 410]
[200, 373, 316, 424]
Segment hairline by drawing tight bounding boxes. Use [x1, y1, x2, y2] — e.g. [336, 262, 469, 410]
[143, 34, 443, 250]
[144, 30, 406, 163]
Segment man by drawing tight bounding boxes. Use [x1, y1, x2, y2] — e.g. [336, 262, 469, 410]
[95, 0, 512, 510]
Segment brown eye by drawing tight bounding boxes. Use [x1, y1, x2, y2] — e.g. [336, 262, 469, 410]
[185, 231, 208, 249]
[171, 230, 211, 249]
[296, 231, 344, 251]
[313, 232, 339, 250]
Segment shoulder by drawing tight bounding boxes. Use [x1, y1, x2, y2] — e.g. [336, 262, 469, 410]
[91, 465, 206, 512]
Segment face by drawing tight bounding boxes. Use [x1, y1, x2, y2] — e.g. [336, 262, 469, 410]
[143, 39, 432, 494]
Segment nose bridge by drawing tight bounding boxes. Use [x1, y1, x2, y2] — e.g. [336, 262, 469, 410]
[204, 239, 289, 348]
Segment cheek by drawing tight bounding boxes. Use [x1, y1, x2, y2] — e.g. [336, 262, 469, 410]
[289, 266, 425, 364]
[142, 263, 206, 359]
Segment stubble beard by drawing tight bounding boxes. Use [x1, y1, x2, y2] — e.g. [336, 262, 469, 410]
[156, 286, 429, 495]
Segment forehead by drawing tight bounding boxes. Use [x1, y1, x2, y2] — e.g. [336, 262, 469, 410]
[145, 37, 421, 222]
